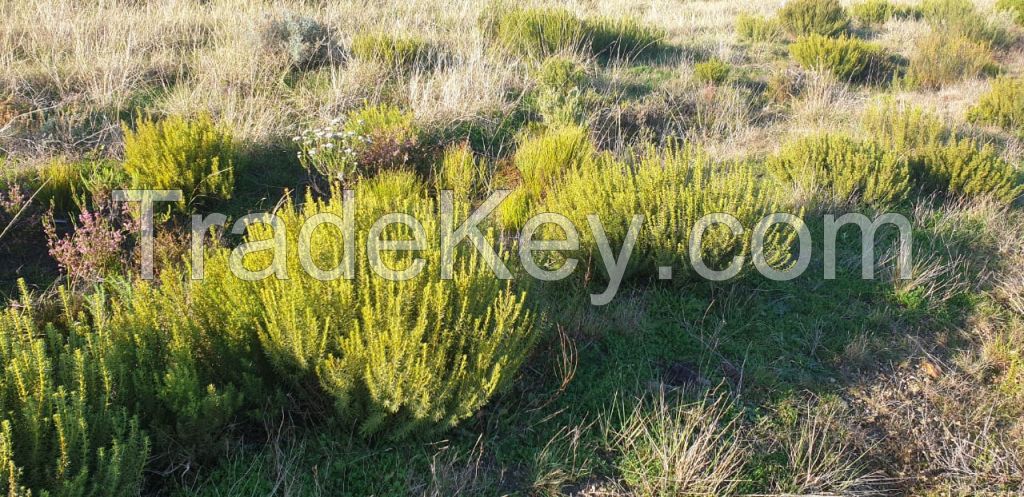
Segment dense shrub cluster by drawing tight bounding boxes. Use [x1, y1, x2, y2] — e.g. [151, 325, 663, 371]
[789, 35, 891, 83]
[545, 142, 797, 280]
[968, 77, 1024, 135]
[914, 138, 1023, 204]
[778, 0, 851, 37]
[767, 133, 911, 207]
[864, 101, 1023, 204]
[0, 285, 149, 497]
[351, 32, 432, 69]
[123, 114, 235, 212]
[735, 13, 785, 43]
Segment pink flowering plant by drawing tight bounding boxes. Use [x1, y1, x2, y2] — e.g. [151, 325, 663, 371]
[44, 193, 139, 283]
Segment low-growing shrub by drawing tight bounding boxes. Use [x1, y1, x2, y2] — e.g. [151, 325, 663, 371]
[904, 31, 997, 89]
[0, 285, 149, 497]
[693, 58, 732, 85]
[915, 138, 1023, 204]
[122, 113, 235, 212]
[544, 142, 797, 280]
[351, 32, 432, 69]
[297, 103, 419, 183]
[862, 100, 948, 155]
[851, 0, 919, 24]
[789, 35, 891, 83]
[433, 142, 486, 200]
[968, 77, 1024, 135]
[736, 13, 785, 43]
[35, 158, 85, 213]
[514, 124, 595, 201]
[260, 11, 335, 70]
[779, 0, 851, 37]
[487, 6, 586, 59]
[586, 16, 666, 60]
[44, 197, 138, 283]
[535, 56, 589, 126]
[767, 133, 912, 207]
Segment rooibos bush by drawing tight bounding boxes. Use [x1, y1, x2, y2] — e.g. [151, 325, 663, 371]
[904, 31, 998, 89]
[767, 133, 912, 207]
[736, 13, 785, 43]
[968, 77, 1024, 135]
[789, 34, 891, 83]
[351, 32, 432, 69]
[779, 0, 851, 37]
[122, 113, 235, 212]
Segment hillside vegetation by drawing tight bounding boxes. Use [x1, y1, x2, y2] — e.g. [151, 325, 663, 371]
[1, 0, 1023, 496]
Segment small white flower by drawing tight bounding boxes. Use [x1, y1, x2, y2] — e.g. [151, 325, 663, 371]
[322, 143, 334, 149]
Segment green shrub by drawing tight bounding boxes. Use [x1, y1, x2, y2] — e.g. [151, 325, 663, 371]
[851, 0, 920, 24]
[122, 113, 235, 211]
[767, 133, 912, 207]
[915, 138, 1023, 204]
[297, 103, 419, 183]
[35, 158, 85, 213]
[586, 16, 666, 60]
[736, 13, 785, 42]
[200, 175, 536, 438]
[997, 0, 1024, 25]
[779, 0, 851, 37]
[514, 124, 595, 201]
[789, 34, 891, 83]
[0, 284, 149, 497]
[862, 100, 948, 155]
[433, 142, 486, 200]
[968, 77, 1024, 135]
[487, 6, 586, 58]
[693, 58, 732, 85]
[905, 31, 997, 89]
[535, 56, 589, 126]
[545, 142, 797, 280]
[351, 32, 432, 69]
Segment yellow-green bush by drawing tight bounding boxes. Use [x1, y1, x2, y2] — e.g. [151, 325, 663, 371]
[544, 142, 796, 280]
[915, 138, 1023, 204]
[851, 0, 919, 24]
[779, 0, 851, 37]
[693, 58, 732, 85]
[736, 13, 785, 43]
[789, 34, 891, 83]
[904, 31, 997, 89]
[862, 100, 948, 155]
[433, 142, 486, 200]
[514, 125, 595, 202]
[968, 77, 1024, 135]
[35, 158, 86, 213]
[351, 32, 432, 69]
[997, 0, 1024, 25]
[122, 113, 235, 211]
[486, 6, 586, 58]
[0, 285, 149, 497]
[198, 174, 536, 438]
[767, 133, 911, 207]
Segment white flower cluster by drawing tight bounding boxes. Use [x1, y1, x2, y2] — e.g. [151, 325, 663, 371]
[294, 118, 373, 182]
